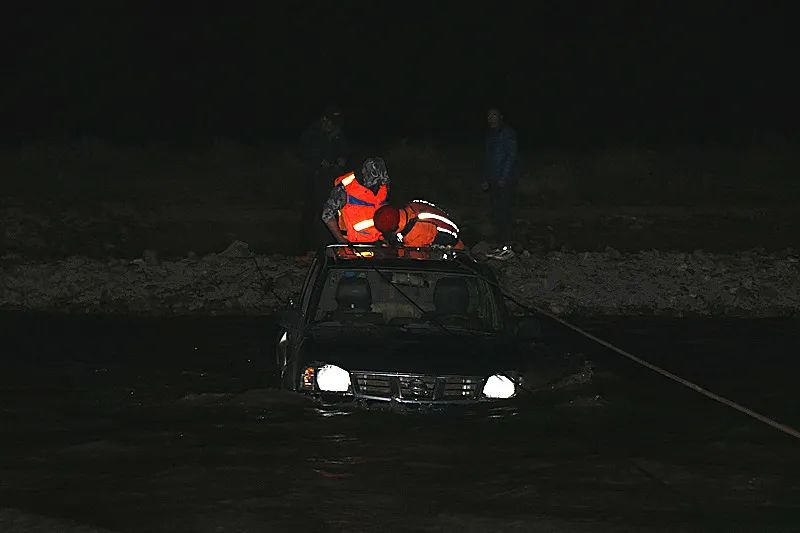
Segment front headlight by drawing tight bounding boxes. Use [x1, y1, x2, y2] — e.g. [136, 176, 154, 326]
[315, 364, 351, 392]
[482, 374, 516, 399]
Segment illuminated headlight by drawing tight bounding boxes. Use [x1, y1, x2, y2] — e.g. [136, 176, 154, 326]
[482, 374, 516, 399]
[315, 364, 351, 392]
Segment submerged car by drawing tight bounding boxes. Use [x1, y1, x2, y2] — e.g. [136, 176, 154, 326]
[274, 245, 542, 407]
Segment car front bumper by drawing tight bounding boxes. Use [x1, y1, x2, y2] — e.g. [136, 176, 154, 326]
[304, 371, 518, 406]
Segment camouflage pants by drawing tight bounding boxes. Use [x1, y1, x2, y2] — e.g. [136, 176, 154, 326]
[301, 171, 336, 250]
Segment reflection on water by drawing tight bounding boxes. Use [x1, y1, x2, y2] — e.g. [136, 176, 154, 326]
[0, 313, 799, 532]
[313, 407, 356, 418]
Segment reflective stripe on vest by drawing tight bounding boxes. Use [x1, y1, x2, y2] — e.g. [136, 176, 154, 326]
[417, 212, 459, 233]
[353, 218, 374, 232]
[334, 172, 387, 242]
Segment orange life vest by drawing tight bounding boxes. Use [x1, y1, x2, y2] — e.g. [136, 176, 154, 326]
[397, 200, 464, 249]
[334, 172, 388, 243]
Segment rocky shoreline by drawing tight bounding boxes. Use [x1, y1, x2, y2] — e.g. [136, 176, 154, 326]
[2, 241, 798, 318]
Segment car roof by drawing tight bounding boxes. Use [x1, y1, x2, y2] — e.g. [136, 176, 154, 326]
[317, 244, 492, 276]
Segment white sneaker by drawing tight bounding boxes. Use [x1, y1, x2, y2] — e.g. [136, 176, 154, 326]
[487, 245, 515, 261]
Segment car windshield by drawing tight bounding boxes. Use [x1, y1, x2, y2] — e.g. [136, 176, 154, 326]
[311, 268, 502, 333]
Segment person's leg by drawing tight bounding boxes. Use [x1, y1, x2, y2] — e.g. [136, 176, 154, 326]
[299, 170, 328, 252]
[492, 184, 512, 244]
[299, 181, 315, 249]
[310, 174, 334, 250]
[490, 185, 504, 243]
[499, 181, 516, 244]
[486, 183, 516, 260]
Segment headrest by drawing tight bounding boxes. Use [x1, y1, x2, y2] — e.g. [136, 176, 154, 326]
[433, 277, 469, 315]
[336, 276, 372, 311]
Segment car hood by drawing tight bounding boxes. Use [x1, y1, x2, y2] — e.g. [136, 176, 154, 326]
[303, 328, 524, 376]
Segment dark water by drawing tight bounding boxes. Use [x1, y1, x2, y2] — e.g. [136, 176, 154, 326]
[1, 313, 799, 532]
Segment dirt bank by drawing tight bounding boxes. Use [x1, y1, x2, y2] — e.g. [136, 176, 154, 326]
[5, 202, 800, 260]
[1, 242, 798, 318]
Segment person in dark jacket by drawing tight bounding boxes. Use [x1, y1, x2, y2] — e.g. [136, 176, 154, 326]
[482, 108, 518, 259]
[298, 104, 351, 251]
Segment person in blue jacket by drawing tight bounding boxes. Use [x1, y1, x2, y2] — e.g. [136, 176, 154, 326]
[482, 107, 519, 260]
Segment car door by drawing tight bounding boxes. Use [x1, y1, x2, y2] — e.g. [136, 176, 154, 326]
[277, 256, 322, 387]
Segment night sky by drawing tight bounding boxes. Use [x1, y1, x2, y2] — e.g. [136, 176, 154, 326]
[4, 2, 796, 146]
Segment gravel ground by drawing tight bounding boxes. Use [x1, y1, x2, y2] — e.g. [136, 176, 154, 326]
[2, 240, 798, 318]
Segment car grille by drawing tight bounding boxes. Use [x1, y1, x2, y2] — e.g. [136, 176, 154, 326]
[353, 373, 393, 398]
[440, 377, 480, 400]
[351, 372, 481, 402]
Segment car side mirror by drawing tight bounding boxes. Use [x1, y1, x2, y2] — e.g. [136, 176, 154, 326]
[515, 315, 542, 340]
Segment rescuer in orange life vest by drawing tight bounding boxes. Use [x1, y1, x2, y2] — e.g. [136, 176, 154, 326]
[321, 157, 390, 244]
[373, 199, 465, 249]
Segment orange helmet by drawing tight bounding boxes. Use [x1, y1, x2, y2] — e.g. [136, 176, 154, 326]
[374, 205, 400, 233]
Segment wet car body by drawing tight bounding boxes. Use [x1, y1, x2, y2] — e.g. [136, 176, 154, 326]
[275, 245, 541, 408]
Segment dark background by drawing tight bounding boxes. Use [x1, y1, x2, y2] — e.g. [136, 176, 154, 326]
[3, 1, 796, 148]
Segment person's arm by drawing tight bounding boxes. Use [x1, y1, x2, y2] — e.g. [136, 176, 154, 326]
[500, 128, 518, 179]
[325, 218, 348, 243]
[321, 185, 348, 243]
[482, 135, 491, 191]
[301, 125, 326, 167]
[380, 231, 400, 247]
[335, 133, 350, 168]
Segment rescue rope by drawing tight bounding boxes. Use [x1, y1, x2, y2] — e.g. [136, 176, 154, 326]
[474, 258, 800, 442]
[536, 304, 800, 441]
[247, 253, 288, 303]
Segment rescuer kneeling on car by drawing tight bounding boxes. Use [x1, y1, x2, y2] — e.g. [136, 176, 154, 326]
[373, 199, 465, 249]
[321, 157, 390, 244]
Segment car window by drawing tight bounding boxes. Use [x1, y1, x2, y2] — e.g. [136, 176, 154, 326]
[311, 268, 502, 332]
